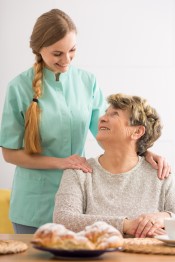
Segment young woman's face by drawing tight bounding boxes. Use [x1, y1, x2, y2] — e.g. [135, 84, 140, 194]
[40, 31, 77, 74]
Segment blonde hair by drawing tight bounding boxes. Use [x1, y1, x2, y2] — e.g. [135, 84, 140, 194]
[24, 9, 77, 154]
[107, 93, 162, 155]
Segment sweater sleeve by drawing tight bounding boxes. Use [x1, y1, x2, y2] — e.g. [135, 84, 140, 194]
[53, 169, 126, 233]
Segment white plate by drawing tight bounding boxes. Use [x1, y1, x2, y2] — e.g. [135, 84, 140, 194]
[154, 235, 175, 246]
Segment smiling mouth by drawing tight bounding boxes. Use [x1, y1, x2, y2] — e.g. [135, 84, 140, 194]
[56, 63, 68, 68]
[99, 127, 110, 131]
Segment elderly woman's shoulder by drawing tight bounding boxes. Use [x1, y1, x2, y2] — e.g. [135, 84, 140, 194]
[142, 157, 175, 183]
[138, 157, 158, 179]
[87, 157, 99, 168]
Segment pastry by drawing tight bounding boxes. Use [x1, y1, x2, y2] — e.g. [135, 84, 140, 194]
[31, 223, 66, 247]
[32, 221, 123, 250]
[32, 223, 94, 250]
[78, 221, 123, 249]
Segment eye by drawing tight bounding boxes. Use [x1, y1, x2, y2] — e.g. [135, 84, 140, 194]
[70, 48, 76, 53]
[111, 111, 119, 117]
[53, 53, 61, 57]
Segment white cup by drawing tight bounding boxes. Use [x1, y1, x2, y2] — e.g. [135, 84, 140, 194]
[164, 218, 175, 240]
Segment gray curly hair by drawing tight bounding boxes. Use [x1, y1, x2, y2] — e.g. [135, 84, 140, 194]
[107, 93, 162, 155]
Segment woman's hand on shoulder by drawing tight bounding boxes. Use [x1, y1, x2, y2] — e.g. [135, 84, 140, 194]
[1, 148, 92, 172]
[59, 154, 92, 173]
[145, 150, 171, 180]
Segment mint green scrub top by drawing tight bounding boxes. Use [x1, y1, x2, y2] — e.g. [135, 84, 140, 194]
[0, 65, 106, 227]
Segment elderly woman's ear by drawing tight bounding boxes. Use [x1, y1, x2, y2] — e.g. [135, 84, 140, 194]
[131, 125, 145, 140]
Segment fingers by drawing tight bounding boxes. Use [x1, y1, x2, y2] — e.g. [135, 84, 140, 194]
[145, 220, 161, 237]
[135, 221, 166, 238]
[153, 156, 171, 180]
[148, 227, 166, 237]
[145, 151, 158, 170]
[135, 219, 154, 238]
[66, 155, 93, 173]
[158, 161, 171, 180]
[134, 213, 167, 238]
[71, 163, 92, 173]
[145, 151, 171, 180]
[135, 218, 163, 238]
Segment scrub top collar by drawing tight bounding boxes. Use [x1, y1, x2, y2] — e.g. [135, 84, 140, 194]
[43, 66, 70, 84]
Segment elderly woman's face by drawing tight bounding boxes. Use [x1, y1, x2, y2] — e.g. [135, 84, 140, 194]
[96, 106, 134, 143]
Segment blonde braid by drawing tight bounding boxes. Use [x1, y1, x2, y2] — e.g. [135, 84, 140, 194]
[24, 54, 43, 154]
[25, 8, 77, 154]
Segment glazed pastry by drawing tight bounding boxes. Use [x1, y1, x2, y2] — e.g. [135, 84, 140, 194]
[78, 221, 123, 249]
[32, 223, 94, 250]
[32, 221, 123, 250]
[31, 223, 67, 247]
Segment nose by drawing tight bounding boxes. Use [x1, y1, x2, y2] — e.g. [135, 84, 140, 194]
[99, 114, 108, 122]
[61, 53, 71, 65]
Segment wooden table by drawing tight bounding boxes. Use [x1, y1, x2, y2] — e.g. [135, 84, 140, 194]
[0, 234, 175, 262]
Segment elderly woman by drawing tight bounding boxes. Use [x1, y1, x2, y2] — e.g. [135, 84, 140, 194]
[53, 93, 175, 238]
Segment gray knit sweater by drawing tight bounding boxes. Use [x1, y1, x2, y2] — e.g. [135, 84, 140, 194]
[53, 156, 175, 233]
